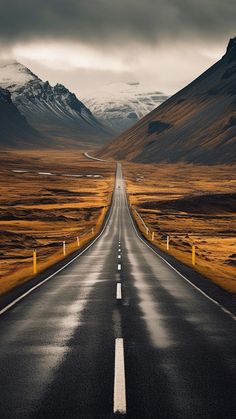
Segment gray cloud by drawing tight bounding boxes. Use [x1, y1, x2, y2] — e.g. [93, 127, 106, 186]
[0, 0, 235, 46]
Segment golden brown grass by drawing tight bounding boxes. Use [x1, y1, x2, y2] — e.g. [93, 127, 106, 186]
[0, 150, 115, 295]
[124, 162, 236, 294]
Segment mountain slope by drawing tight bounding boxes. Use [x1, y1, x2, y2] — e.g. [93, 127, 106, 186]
[99, 38, 236, 164]
[0, 87, 42, 147]
[83, 82, 168, 134]
[0, 60, 111, 146]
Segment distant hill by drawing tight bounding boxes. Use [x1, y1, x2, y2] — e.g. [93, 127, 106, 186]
[0, 88, 42, 147]
[0, 60, 111, 147]
[98, 37, 236, 164]
[83, 82, 168, 134]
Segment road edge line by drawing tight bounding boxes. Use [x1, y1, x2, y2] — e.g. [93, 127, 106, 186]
[125, 181, 236, 322]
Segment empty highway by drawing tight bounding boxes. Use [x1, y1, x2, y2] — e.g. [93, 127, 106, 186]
[0, 163, 235, 419]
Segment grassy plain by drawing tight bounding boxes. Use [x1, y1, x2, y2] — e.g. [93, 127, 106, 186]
[124, 162, 236, 294]
[0, 150, 115, 295]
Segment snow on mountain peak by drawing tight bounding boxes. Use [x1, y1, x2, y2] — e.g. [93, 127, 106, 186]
[0, 59, 111, 143]
[0, 60, 38, 91]
[83, 81, 168, 134]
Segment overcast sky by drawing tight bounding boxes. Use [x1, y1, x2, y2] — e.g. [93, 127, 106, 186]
[0, 0, 235, 97]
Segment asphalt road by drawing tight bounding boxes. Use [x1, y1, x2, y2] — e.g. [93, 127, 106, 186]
[0, 163, 235, 419]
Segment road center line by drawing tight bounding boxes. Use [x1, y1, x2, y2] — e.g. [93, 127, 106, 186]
[118, 263, 121, 271]
[113, 338, 126, 415]
[116, 283, 122, 300]
[118, 254, 121, 259]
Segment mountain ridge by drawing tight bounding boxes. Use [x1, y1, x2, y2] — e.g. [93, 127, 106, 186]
[0, 60, 111, 146]
[98, 37, 236, 164]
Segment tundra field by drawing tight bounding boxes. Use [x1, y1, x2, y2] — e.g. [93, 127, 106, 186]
[0, 150, 115, 295]
[0, 151, 235, 296]
[124, 162, 236, 294]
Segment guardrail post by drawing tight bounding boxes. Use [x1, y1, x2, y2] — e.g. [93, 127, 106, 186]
[63, 241, 66, 256]
[167, 235, 170, 250]
[33, 249, 37, 274]
[192, 244, 196, 265]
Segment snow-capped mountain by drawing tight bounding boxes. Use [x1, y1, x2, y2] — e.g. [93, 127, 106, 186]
[0, 87, 42, 147]
[83, 82, 168, 134]
[0, 60, 111, 145]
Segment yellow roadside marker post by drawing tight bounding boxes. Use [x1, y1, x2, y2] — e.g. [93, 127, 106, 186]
[92, 227, 94, 235]
[77, 236, 80, 247]
[152, 232, 155, 241]
[63, 241, 66, 256]
[167, 235, 170, 251]
[33, 249, 37, 274]
[192, 244, 196, 266]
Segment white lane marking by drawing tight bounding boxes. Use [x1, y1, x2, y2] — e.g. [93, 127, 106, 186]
[116, 283, 122, 300]
[118, 255, 121, 259]
[126, 199, 236, 322]
[38, 172, 54, 176]
[114, 338, 126, 414]
[0, 166, 119, 316]
[118, 264, 121, 271]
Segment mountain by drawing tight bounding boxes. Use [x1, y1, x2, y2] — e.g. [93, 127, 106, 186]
[98, 38, 236, 164]
[0, 87, 42, 147]
[83, 82, 168, 134]
[0, 60, 111, 146]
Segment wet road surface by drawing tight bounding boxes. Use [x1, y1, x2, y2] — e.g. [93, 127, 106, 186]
[0, 163, 235, 419]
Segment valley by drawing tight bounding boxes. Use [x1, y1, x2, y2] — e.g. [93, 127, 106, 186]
[0, 4, 235, 419]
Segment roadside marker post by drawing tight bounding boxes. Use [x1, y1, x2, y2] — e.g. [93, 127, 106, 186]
[92, 227, 94, 235]
[192, 244, 196, 266]
[33, 249, 37, 274]
[167, 235, 170, 251]
[77, 236, 80, 247]
[63, 241, 66, 256]
[151, 232, 155, 241]
[146, 227, 149, 235]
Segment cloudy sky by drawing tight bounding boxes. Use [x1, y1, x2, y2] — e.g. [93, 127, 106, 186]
[0, 0, 235, 97]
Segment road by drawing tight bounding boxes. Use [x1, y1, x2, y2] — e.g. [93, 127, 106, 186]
[0, 163, 235, 419]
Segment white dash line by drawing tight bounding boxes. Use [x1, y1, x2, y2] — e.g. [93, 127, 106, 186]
[113, 338, 126, 415]
[118, 254, 121, 259]
[118, 263, 121, 271]
[116, 283, 122, 300]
